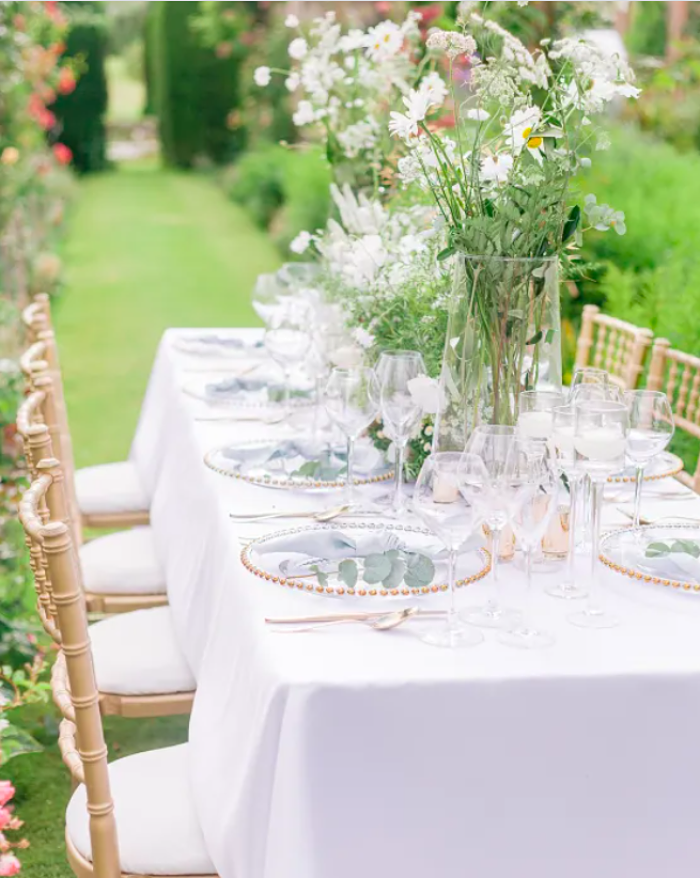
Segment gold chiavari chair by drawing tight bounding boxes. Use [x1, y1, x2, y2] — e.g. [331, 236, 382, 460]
[17, 421, 194, 719]
[647, 338, 700, 491]
[22, 295, 150, 530]
[17, 353, 167, 614]
[19, 466, 216, 878]
[574, 304, 653, 390]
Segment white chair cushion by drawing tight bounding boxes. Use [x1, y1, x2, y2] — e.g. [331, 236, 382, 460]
[66, 744, 216, 875]
[79, 527, 165, 595]
[75, 461, 148, 516]
[91, 607, 194, 696]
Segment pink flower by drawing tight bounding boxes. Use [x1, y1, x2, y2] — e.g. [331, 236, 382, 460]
[0, 834, 8, 853]
[57, 67, 76, 96]
[0, 811, 10, 832]
[0, 853, 21, 876]
[52, 143, 72, 165]
[0, 785, 14, 809]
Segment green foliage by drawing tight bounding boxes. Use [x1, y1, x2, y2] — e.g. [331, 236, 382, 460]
[626, 1, 667, 57]
[316, 549, 435, 591]
[223, 144, 332, 252]
[52, 8, 109, 173]
[152, 1, 250, 168]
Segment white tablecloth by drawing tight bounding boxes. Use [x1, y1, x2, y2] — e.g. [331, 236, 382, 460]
[131, 329, 700, 878]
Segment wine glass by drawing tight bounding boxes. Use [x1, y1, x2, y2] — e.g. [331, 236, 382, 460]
[547, 404, 588, 601]
[570, 367, 610, 400]
[499, 439, 558, 649]
[252, 274, 286, 327]
[517, 390, 565, 440]
[624, 390, 674, 529]
[378, 351, 426, 517]
[324, 367, 380, 509]
[263, 315, 312, 422]
[412, 453, 485, 649]
[569, 399, 629, 629]
[460, 425, 521, 630]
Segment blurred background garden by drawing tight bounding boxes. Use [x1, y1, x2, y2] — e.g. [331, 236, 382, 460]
[2, 1, 700, 874]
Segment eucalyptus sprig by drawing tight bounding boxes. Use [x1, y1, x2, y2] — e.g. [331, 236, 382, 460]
[313, 549, 435, 591]
[645, 539, 700, 559]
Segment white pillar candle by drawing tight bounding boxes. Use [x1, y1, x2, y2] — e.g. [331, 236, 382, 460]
[518, 410, 553, 440]
[433, 473, 459, 503]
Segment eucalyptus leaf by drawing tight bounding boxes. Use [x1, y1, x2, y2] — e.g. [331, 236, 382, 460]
[671, 539, 700, 558]
[404, 553, 435, 588]
[645, 542, 670, 558]
[311, 564, 329, 588]
[338, 559, 358, 588]
[382, 558, 407, 589]
[363, 553, 393, 584]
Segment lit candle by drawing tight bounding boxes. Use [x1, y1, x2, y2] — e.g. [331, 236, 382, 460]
[433, 473, 459, 503]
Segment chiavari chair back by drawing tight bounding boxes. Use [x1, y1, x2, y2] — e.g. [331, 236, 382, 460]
[648, 338, 700, 491]
[575, 304, 653, 390]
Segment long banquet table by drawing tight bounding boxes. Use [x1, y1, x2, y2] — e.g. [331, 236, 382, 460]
[131, 329, 700, 878]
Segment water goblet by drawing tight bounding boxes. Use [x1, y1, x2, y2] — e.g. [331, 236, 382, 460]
[460, 425, 521, 630]
[569, 399, 629, 629]
[252, 274, 286, 327]
[378, 351, 426, 517]
[324, 367, 380, 510]
[517, 389, 565, 440]
[412, 453, 486, 649]
[546, 404, 588, 601]
[624, 390, 674, 530]
[263, 315, 312, 422]
[569, 367, 610, 401]
[498, 439, 558, 649]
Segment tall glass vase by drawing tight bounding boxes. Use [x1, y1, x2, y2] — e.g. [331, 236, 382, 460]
[433, 254, 562, 452]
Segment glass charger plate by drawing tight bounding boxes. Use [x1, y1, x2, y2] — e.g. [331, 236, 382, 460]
[600, 524, 700, 594]
[607, 451, 683, 484]
[205, 438, 393, 489]
[173, 334, 265, 359]
[240, 521, 491, 599]
[182, 373, 315, 410]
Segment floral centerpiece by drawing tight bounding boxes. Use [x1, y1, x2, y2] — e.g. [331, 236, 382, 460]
[257, 3, 640, 470]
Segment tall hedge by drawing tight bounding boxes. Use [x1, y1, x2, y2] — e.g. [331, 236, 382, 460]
[151, 1, 245, 168]
[51, 6, 108, 174]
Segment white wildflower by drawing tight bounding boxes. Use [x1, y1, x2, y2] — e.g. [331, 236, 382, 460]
[426, 29, 476, 59]
[289, 38, 308, 60]
[253, 66, 271, 87]
[285, 72, 300, 92]
[407, 375, 446, 415]
[504, 106, 544, 162]
[285, 14, 299, 28]
[417, 71, 449, 109]
[337, 119, 379, 158]
[293, 100, 316, 126]
[480, 153, 514, 184]
[364, 20, 404, 61]
[467, 108, 490, 121]
[352, 326, 375, 350]
[290, 231, 313, 254]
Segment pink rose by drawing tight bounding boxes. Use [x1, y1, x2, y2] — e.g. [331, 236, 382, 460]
[0, 785, 14, 809]
[0, 853, 21, 876]
[0, 811, 10, 832]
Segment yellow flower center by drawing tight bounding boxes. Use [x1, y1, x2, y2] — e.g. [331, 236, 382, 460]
[522, 126, 532, 140]
[527, 136, 543, 149]
[384, 34, 391, 43]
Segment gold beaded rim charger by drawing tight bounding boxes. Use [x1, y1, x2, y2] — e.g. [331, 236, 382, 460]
[240, 521, 491, 600]
[600, 523, 700, 594]
[204, 439, 394, 490]
[607, 451, 683, 484]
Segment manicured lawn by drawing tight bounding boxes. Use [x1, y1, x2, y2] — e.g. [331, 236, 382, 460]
[54, 160, 275, 465]
[106, 55, 145, 125]
[5, 160, 278, 875]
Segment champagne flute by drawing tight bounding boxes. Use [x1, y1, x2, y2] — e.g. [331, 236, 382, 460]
[378, 351, 426, 517]
[569, 399, 629, 629]
[547, 404, 588, 600]
[624, 390, 674, 529]
[517, 390, 565, 440]
[499, 439, 558, 649]
[412, 453, 485, 649]
[460, 425, 521, 630]
[324, 367, 380, 509]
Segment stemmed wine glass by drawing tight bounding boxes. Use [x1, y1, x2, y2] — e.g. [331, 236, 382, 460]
[548, 404, 588, 600]
[460, 425, 521, 630]
[324, 367, 380, 510]
[378, 351, 426, 517]
[499, 438, 559, 649]
[570, 367, 611, 400]
[413, 452, 485, 649]
[517, 390, 565, 440]
[624, 390, 674, 529]
[569, 399, 629, 629]
[263, 314, 312, 422]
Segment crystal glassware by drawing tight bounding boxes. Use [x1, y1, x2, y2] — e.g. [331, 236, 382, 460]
[412, 452, 485, 649]
[624, 390, 674, 529]
[547, 404, 588, 600]
[324, 367, 380, 510]
[460, 425, 521, 630]
[378, 351, 426, 517]
[569, 366, 610, 400]
[569, 399, 629, 629]
[263, 315, 312, 422]
[499, 438, 558, 649]
[517, 389, 565, 440]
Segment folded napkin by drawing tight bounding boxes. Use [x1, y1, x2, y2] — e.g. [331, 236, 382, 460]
[185, 334, 262, 350]
[205, 376, 268, 400]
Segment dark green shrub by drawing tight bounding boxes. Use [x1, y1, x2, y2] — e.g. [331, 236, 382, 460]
[223, 144, 286, 228]
[51, 7, 108, 174]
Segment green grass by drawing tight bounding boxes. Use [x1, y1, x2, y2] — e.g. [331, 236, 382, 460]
[54, 159, 276, 465]
[106, 55, 145, 125]
[4, 161, 278, 875]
